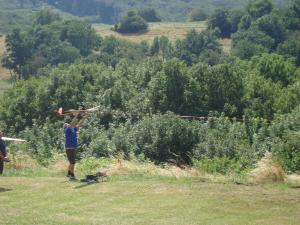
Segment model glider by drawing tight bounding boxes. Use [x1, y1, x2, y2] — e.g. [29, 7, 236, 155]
[55, 106, 100, 117]
[2, 137, 27, 142]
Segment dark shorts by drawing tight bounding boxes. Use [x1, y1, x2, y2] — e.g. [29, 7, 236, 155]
[66, 148, 76, 164]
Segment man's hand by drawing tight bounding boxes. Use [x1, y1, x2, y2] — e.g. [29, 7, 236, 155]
[0, 154, 10, 162]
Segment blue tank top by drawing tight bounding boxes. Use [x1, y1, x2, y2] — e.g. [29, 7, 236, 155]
[64, 127, 78, 149]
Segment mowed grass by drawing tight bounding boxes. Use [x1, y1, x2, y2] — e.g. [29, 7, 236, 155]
[94, 22, 206, 43]
[94, 22, 231, 53]
[0, 175, 300, 225]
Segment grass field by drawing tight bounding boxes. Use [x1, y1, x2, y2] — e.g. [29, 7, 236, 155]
[0, 171, 300, 225]
[93, 22, 231, 53]
[94, 22, 207, 43]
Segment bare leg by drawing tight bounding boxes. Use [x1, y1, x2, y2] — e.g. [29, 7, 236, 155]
[69, 164, 75, 174]
[0, 160, 3, 174]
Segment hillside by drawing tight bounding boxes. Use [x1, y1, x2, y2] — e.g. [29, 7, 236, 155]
[0, 0, 289, 33]
[0, 0, 76, 34]
[40, 0, 288, 23]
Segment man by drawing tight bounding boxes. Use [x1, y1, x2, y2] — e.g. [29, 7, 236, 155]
[63, 114, 85, 181]
[0, 131, 9, 175]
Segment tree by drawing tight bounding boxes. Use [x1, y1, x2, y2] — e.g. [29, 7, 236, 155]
[3, 29, 32, 79]
[188, 9, 208, 22]
[251, 53, 297, 86]
[34, 9, 61, 25]
[232, 27, 275, 50]
[115, 11, 148, 34]
[277, 34, 300, 66]
[238, 15, 252, 31]
[138, 8, 161, 22]
[208, 8, 231, 38]
[247, 0, 273, 19]
[291, 0, 300, 18]
[255, 13, 286, 46]
[243, 73, 282, 119]
[207, 64, 244, 116]
[60, 20, 101, 56]
[232, 40, 267, 59]
[228, 9, 243, 33]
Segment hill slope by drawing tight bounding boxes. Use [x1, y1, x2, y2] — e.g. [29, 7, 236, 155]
[41, 0, 288, 23]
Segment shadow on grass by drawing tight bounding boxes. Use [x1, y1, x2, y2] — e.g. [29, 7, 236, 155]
[0, 187, 12, 192]
[74, 181, 99, 189]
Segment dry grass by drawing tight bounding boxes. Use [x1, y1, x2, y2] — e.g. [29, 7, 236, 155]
[94, 22, 206, 43]
[104, 158, 204, 178]
[94, 22, 231, 53]
[250, 152, 286, 184]
[6, 152, 41, 170]
[219, 38, 232, 54]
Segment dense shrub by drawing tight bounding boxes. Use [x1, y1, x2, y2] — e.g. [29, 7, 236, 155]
[115, 11, 148, 34]
[129, 114, 200, 164]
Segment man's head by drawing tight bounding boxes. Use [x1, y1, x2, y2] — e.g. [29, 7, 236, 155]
[0, 131, 3, 138]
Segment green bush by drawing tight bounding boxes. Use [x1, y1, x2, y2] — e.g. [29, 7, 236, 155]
[193, 157, 242, 174]
[188, 9, 208, 22]
[130, 114, 200, 164]
[192, 116, 256, 170]
[115, 11, 148, 34]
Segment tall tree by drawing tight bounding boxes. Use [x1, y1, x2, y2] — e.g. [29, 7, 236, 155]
[3, 29, 31, 79]
[247, 0, 273, 19]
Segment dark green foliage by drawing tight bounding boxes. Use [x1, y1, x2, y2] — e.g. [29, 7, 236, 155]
[138, 8, 161, 22]
[238, 15, 252, 31]
[277, 32, 300, 66]
[34, 8, 61, 25]
[2, 10, 100, 78]
[42, 0, 248, 23]
[130, 114, 200, 164]
[60, 20, 101, 56]
[232, 27, 275, 50]
[255, 13, 286, 45]
[174, 29, 221, 65]
[115, 11, 148, 34]
[188, 9, 208, 22]
[247, 0, 273, 19]
[291, 0, 300, 18]
[251, 53, 297, 86]
[193, 116, 255, 171]
[43, 0, 116, 23]
[243, 74, 281, 119]
[208, 9, 232, 38]
[232, 40, 268, 59]
[4, 29, 32, 79]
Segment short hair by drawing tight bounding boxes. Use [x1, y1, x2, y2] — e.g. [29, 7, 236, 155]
[64, 116, 72, 124]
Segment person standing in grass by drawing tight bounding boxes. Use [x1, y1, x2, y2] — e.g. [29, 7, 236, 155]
[0, 131, 9, 175]
[63, 114, 86, 181]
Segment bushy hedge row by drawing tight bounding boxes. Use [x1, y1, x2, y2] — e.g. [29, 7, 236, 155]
[1, 57, 300, 173]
